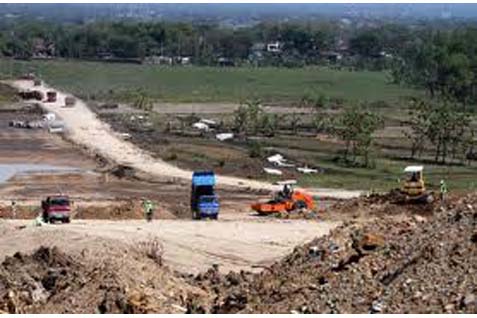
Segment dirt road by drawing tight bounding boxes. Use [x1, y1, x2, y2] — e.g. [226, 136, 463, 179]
[0, 218, 338, 273]
[5, 80, 361, 199]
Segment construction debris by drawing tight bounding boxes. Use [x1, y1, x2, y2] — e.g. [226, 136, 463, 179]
[192, 122, 210, 131]
[263, 167, 282, 175]
[296, 166, 318, 174]
[0, 246, 197, 314]
[199, 119, 217, 127]
[216, 133, 234, 141]
[267, 154, 294, 167]
[186, 193, 477, 314]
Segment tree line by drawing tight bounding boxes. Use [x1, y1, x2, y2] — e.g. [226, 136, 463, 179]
[0, 19, 420, 67]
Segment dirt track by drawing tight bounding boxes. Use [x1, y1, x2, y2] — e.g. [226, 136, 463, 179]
[0, 218, 338, 274]
[5, 80, 360, 199]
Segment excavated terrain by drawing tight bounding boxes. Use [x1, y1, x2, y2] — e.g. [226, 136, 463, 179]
[0, 245, 204, 314]
[1, 192, 477, 314]
[184, 193, 477, 314]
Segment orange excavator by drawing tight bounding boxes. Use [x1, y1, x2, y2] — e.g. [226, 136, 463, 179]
[251, 180, 315, 215]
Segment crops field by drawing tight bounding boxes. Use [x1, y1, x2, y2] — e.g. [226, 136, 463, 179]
[0, 59, 419, 104]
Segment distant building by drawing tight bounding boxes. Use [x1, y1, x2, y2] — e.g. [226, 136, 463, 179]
[177, 56, 191, 65]
[217, 57, 235, 67]
[266, 41, 282, 53]
[320, 51, 343, 62]
[144, 55, 173, 65]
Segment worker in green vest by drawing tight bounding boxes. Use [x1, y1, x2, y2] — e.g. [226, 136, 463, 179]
[440, 179, 448, 204]
[143, 199, 155, 222]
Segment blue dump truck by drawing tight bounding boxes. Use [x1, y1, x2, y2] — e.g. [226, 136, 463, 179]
[191, 171, 220, 220]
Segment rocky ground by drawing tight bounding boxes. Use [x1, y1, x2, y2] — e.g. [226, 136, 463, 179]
[184, 192, 477, 314]
[0, 245, 202, 314]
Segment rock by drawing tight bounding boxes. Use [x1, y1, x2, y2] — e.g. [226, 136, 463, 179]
[444, 303, 455, 312]
[359, 233, 385, 251]
[309, 246, 323, 259]
[461, 293, 476, 308]
[413, 215, 427, 223]
[370, 300, 383, 313]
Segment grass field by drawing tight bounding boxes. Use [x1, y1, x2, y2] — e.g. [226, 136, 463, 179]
[0, 59, 419, 104]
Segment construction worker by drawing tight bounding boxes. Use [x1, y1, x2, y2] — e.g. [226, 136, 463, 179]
[143, 199, 155, 222]
[440, 179, 448, 204]
[34, 212, 44, 227]
[277, 184, 292, 202]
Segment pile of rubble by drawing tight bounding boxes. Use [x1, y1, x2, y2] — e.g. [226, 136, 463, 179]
[0, 246, 200, 314]
[186, 193, 477, 313]
[328, 190, 436, 219]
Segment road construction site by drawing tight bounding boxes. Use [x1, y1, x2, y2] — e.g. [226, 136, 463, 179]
[1, 78, 477, 314]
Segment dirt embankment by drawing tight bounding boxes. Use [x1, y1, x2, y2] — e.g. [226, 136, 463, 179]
[0, 245, 202, 314]
[185, 193, 477, 314]
[0, 200, 177, 220]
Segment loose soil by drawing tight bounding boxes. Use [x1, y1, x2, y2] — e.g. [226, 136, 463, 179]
[184, 193, 477, 314]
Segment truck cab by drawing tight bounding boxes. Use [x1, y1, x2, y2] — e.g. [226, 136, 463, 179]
[42, 195, 71, 223]
[191, 171, 220, 220]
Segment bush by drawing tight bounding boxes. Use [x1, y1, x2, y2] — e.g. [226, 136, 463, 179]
[248, 140, 263, 158]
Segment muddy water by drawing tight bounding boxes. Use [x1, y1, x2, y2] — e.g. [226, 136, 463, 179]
[0, 164, 82, 183]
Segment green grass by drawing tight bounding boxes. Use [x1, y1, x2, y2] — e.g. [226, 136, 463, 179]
[0, 83, 16, 107]
[296, 157, 477, 192]
[260, 135, 477, 192]
[0, 59, 419, 104]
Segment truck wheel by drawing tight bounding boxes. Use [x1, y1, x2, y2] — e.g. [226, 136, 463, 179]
[211, 214, 218, 220]
[63, 217, 70, 224]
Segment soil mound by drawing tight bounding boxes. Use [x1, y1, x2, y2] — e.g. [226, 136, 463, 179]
[328, 190, 437, 219]
[0, 246, 196, 313]
[187, 193, 477, 314]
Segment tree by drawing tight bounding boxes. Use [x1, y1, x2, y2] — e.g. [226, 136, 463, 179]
[133, 90, 153, 111]
[260, 113, 280, 137]
[405, 97, 472, 164]
[334, 107, 382, 167]
[350, 30, 382, 57]
[244, 99, 263, 135]
[300, 91, 328, 112]
[404, 98, 432, 159]
[232, 104, 249, 135]
[288, 112, 302, 135]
